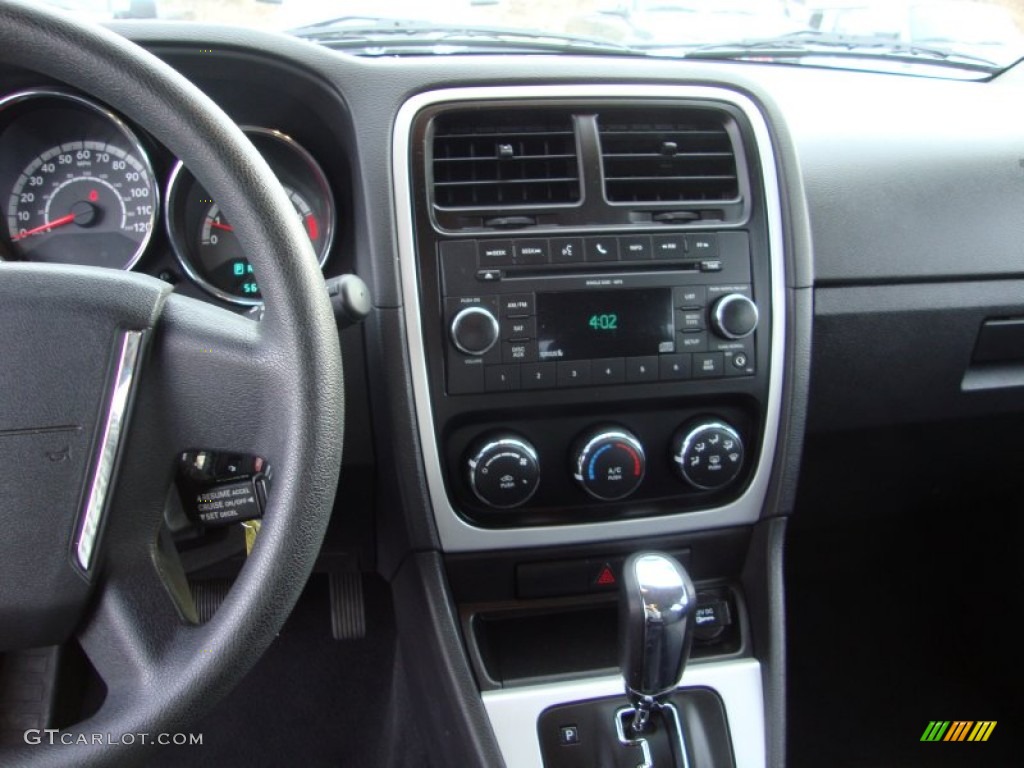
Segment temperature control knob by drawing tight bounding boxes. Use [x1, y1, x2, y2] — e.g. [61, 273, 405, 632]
[711, 294, 759, 340]
[450, 306, 500, 355]
[467, 435, 540, 509]
[672, 421, 744, 491]
[573, 428, 646, 501]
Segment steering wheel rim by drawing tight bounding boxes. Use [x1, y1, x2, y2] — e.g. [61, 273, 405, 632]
[0, 1, 344, 765]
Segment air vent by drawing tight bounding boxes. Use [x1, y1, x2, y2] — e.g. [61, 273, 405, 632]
[599, 109, 739, 204]
[432, 111, 580, 209]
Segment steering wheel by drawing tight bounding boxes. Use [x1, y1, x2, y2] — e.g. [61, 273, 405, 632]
[0, 1, 344, 765]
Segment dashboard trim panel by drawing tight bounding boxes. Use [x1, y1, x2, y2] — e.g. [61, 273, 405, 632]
[393, 85, 786, 552]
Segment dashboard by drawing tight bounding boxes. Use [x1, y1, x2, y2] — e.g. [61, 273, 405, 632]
[4, 16, 1024, 768]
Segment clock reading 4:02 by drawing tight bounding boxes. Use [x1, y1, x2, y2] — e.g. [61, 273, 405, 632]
[588, 313, 619, 330]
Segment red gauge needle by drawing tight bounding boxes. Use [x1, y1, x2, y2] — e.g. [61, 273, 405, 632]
[11, 212, 76, 241]
[210, 220, 234, 232]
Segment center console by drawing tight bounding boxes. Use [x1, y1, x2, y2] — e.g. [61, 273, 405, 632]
[394, 84, 786, 767]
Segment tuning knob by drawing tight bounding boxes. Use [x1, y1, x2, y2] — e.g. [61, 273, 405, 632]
[450, 306, 499, 355]
[573, 427, 646, 501]
[672, 421, 744, 490]
[711, 294, 758, 340]
[467, 435, 540, 509]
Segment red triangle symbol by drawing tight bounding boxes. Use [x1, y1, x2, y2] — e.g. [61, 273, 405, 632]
[595, 566, 616, 586]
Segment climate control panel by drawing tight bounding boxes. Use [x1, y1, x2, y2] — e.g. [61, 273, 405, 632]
[451, 411, 753, 525]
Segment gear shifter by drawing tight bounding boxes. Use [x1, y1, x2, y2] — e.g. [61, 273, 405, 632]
[619, 552, 697, 734]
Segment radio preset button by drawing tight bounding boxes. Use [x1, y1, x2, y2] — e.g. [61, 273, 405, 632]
[521, 362, 556, 389]
[619, 236, 653, 260]
[659, 354, 692, 381]
[585, 237, 619, 262]
[626, 356, 659, 383]
[514, 239, 550, 265]
[478, 240, 514, 267]
[550, 237, 585, 264]
[485, 365, 520, 392]
[652, 234, 686, 260]
[557, 360, 592, 387]
[693, 352, 724, 378]
[592, 358, 626, 385]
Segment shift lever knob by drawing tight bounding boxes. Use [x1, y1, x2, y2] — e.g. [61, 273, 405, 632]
[619, 552, 697, 732]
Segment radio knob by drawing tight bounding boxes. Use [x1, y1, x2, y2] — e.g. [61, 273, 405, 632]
[573, 427, 646, 501]
[451, 306, 500, 356]
[672, 421, 744, 490]
[467, 435, 540, 509]
[711, 294, 759, 340]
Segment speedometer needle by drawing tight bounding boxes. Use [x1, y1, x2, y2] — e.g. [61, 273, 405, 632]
[210, 221, 234, 232]
[11, 212, 77, 241]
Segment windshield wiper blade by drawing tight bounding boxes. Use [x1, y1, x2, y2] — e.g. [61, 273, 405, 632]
[289, 16, 642, 55]
[681, 31, 1000, 72]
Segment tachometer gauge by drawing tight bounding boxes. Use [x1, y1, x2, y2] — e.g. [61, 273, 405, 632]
[165, 127, 335, 306]
[0, 89, 157, 269]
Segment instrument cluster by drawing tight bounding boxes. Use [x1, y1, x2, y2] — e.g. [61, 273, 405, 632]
[0, 88, 339, 306]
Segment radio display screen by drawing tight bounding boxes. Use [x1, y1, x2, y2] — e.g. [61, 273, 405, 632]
[536, 288, 675, 361]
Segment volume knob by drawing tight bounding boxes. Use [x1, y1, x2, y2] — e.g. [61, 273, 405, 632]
[451, 306, 500, 355]
[711, 294, 758, 340]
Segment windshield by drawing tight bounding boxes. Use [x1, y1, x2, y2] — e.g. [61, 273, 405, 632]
[37, 0, 1024, 73]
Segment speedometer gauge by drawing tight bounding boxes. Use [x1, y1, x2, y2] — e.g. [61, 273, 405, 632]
[165, 127, 335, 306]
[0, 89, 157, 269]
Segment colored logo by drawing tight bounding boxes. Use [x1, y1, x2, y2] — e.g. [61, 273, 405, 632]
[921, 721, 996, 742]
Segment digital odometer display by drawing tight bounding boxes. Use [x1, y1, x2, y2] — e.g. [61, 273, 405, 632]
[536, 288, 675, 360]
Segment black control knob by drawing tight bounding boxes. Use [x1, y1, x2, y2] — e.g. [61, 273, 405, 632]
[711, 294, 759, 340]
[573, 428, 646, 501]
[450, 306, 500, 356]
[672, 421, 744, 490]
[467, 435, 540, 509]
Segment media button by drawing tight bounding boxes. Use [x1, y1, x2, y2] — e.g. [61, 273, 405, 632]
[557, 360, 592, 387]
[673, 286, 706, 309]
[501, 294, 534, 317]
[619, 236, 653, 261]
[521, 362, 556, 390]
[625, 356, 659, 383]
[676, 309, 706, 332]
[659, 354, 692, 381]
[592, 358, 625, 385]
[503, 341, 537, 364]
[505, 317, 537, 340]
[652, 234, 686, 260]
[693, 352, 724, 378]
[685, 233, 719, 258]
[585, 237, 619, 262]
[478, 240, 514, 267]
[514, 239, 550, 265]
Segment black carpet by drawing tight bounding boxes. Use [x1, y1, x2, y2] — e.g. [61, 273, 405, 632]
[149, 573, 429, 768]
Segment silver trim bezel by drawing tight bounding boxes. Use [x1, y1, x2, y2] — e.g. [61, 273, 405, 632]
[393, 86, 786, 552]
[0, 88, 159, 270]
[482, 658, 766, 768]
[75, 330, 144, 570]
[164, 126, 335, 306]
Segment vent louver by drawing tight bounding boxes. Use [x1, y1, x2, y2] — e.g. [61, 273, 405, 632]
[432, 111, 580, 208]
[599, 109, 739, 204]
